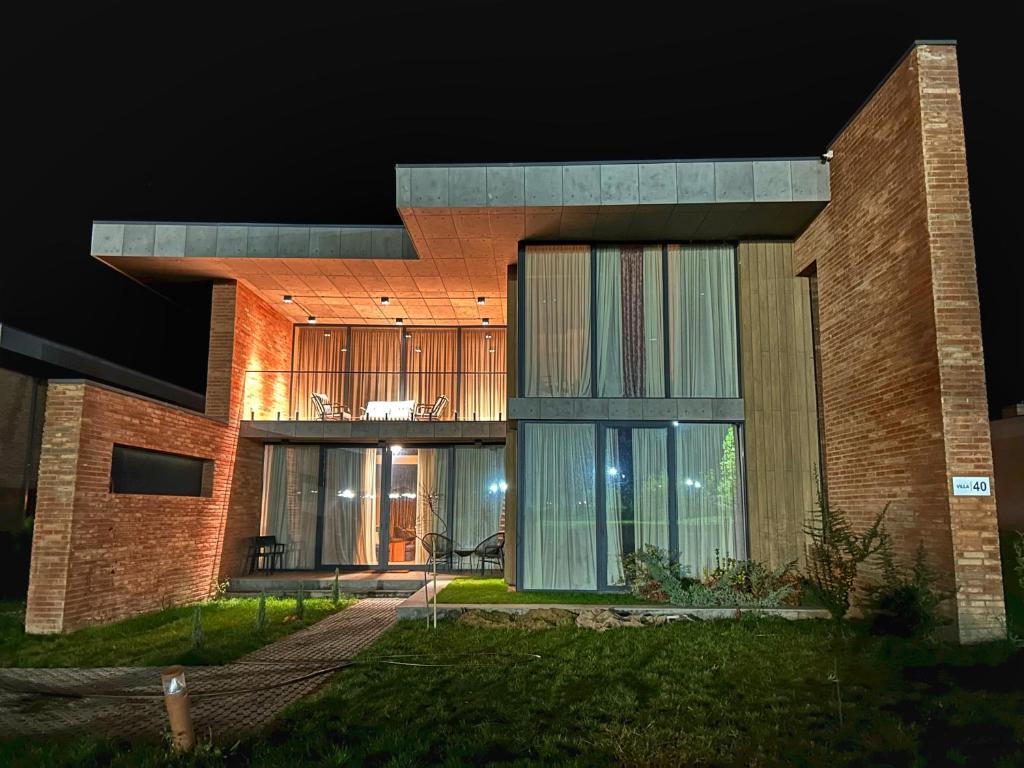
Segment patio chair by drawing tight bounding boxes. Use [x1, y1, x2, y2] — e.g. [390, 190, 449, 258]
[414, 394, 449, 421]
[455, 532, 504, 576]
[246, 535, 286, 575]
[421, 532, 454, 572]
[311, 392, 350, 421]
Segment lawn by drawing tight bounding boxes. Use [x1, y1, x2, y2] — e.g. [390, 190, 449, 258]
[0, 596, 353, 668]
[435, 577, 660, 605]
[4, 616, 1023, 767]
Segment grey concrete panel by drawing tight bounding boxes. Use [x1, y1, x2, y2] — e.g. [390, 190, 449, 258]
[540, 399, 575, 419]
[329, 422, 353, 438]
[573, 399, 609, 420]
[642, 399, 678, 420]
[405, 422, 436, 439]
[507, 399, 539, 419]
[488, 422, 507, 439]
[712, 399, 745, 421]
[608, 400, 643, 420]
[401, 233, 418, 260]
[371, 228, 402, 260]
[562, 165, 601, 205]
[278, 227, 310, 258]
[790, 160, 825, 201]
[395, 166, 411, 208]
[353, 422, 381, 439]
[486, 166, 525, 206]
[525, 165, 563, 205]
[676, 163, 715, 203]
[122, 224, 155, 256]
[184, 225, 218, 256]
[558, 211, 598, 239]
[310, 228, 341, 258]
[215, 226, 247, 257]
[247, 226, 279, 257]
[410, 167, 449, 206]
[817, 162, 831, 198]
[676, 399, 713, 420]
[753, 161, 793, 202]
[600, 164, 640, 205]
[714, 162, 754, 202]
[340, 227, 372, 258]
[449, 166, 487, 206]
[154, 224, 187, 257]
[639, 163, 677, 204]
[91, 223, 124, 256]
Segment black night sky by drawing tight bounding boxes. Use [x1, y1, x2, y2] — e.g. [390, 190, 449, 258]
[4, 2, 1020, 415]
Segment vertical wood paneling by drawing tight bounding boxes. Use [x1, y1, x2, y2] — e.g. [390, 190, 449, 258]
[738, 241, 821, 567]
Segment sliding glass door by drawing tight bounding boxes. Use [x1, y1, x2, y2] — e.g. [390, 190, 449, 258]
[260, 445, 320, 569]
[321, 446, 382, 567]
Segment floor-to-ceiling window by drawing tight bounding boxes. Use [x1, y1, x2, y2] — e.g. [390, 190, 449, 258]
[321, 446, 381, 566]
[260, 445, 320, 569]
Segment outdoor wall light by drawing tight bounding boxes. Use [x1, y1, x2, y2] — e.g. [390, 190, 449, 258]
[307, 316, 317, 324]
[395, 317, 404, 325]
[685, 478, 694, 486]
[488, 483, 499, 494]
[381, 296, 390, 305]
[672, 420, 680, 427]
[481, 318, 489, 325]
[339, 488, 356, 499]
[283, 295, 293, 303]
[477, 296, 486, 305]
[608, 466, 619, 476]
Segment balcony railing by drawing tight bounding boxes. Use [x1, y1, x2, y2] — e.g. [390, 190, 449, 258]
[241, 369, 507, 422]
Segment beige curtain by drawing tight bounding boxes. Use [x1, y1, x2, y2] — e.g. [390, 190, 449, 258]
[413, 448, 449, 564]
[405, 329, 457, 416]
[291, 327, 347, 419]
[523, 245, 592, 397]
[459, 328, 507, 420]
[322, 446, 380, 566]
[349, 328, 402, 415]
[667, 245, 738, 397]
[451, 446, 505, 562]
[596, 249, 624, 396]
[643, 247, 666, 397]
[260, 445, 319, 568]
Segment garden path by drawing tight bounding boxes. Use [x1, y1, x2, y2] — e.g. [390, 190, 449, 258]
[0, 598, 399, 741]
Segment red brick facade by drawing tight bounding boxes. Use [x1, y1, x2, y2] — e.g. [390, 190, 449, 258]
[25, 282, 291, 633]
[795, 44, 1005, 642]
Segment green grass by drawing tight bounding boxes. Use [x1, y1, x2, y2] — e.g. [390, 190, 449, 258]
[4, 617, 1022, 767]
[0, 596, 353, 668]
[435, 577, 661, 605]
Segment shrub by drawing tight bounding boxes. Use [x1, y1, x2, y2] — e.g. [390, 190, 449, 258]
[210, 578, 231, 601]
[864, 541, 949, 638]
[254, 592, 267, 634]
[190, 605, 205, 650]
[625, 547, 797, 608]
[803, 486, 889, 622]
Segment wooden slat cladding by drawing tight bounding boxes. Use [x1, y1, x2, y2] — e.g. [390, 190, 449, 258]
[737, 241, 821, 568]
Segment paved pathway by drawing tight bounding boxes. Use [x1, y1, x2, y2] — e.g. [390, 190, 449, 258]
[0, 598, 399, 741]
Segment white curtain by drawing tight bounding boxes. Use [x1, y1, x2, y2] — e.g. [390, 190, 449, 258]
[322, 447, 379, 565]
[596, 248, 624, 397]
[452, 446, 505, 565]
[260, 445, 319, 568]
[412, 448, 450, 564]
[643, 248, 666, 397]
[605, 428, 669, 585]
[523, 245, 592, 397]
[675, 424, 743, 578]
[522, 423, 596, 590]
[667, 245, 738, 397]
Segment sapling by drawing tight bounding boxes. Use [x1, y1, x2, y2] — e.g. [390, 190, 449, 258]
[331, 568, 341, 605]
[295, 585, 305, 620]
[190, 605, 205, 650]
[254, 592, 267, 634]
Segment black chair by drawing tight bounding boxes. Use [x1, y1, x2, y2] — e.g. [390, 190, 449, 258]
[455, 532, 504, 576]
[421, 532, 454, 572]
[246, 535, 286, 575]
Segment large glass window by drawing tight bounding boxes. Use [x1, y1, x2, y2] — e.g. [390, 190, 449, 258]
[605, 427, 670, 585]
[521, 423, 597, 589]
[596, 246, 665, 397]
[292, 327, 349, 420]
[322, 446, 381, 566]
[522, 245, 592, 397]
[667, 245, 739, 397]
[675, 423, 744, 577]
[452, 446, 505, 561]
[389, 447, 449, 565]
[459, 328, 507, 420]
[260, 445, 321, 569]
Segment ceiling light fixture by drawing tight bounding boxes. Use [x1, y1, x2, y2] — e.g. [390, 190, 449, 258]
[380, 296, 390, 305]
[477, 296, 486, 305]
[481, 318, 489, 326]
[484, 333, 492, 339]
[283, 295, 293, 303]
[307, 316, 317, 324]
[395, 317, 403, 325]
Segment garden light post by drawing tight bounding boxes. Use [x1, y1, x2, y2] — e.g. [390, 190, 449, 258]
[160, 665, 195, 752]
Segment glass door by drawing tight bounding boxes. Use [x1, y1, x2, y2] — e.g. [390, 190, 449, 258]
[321, 446, 382, 566]
[385, 447, 449, 566]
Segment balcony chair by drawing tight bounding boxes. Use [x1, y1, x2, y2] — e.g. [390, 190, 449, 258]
[414, 394, 450, 421]
[455, 532, 504, 577]
[246, 535, 286, 575]
[311, 392, 350, 421]
[421, 532, 454, 572]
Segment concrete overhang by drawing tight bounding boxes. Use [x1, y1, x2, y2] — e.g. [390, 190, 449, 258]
[396, 158, 830, 262]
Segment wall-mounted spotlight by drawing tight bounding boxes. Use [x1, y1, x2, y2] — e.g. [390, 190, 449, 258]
[395, 317, 404, 325]
[380, 296, 390, 305]
[307, 316, 317, 324]
[477, 296, 486, 305]
[283, 295, 293, 303]
[481, 318, 489, 326]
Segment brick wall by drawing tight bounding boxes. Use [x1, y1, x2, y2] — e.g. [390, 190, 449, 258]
[795, 44, 1005, 642]
[25, 282, 292, 633]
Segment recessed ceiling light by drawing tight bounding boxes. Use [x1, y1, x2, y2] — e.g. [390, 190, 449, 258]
[307, 316, 317, 324]
[481, 318, 489, 326]
[381, 296, 390, 305]
[477, 296, 486, 305]
[283, 295, 293, 303]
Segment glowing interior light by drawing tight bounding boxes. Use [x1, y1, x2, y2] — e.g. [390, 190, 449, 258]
[607, 466, 619, 476]
[672, 420, 680, 427]
[339, 488, 356, 499]
[685, 478, 694, 486]
[498, 481, 508, 492]
[390, 445, 402, 454]
[402, 492, 417, 499]
[388, 493, 400, 499]
[693, 481, 702, 489]
[488, 483, 499, 494]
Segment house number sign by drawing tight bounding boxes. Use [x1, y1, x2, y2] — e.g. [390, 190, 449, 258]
[951, 477, 991, 496]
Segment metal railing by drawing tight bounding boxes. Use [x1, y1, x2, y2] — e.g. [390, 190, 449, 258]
[241, 369, 507, 422]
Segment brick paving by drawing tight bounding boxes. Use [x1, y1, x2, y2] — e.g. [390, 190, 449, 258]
[0, 598, 398, 741]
